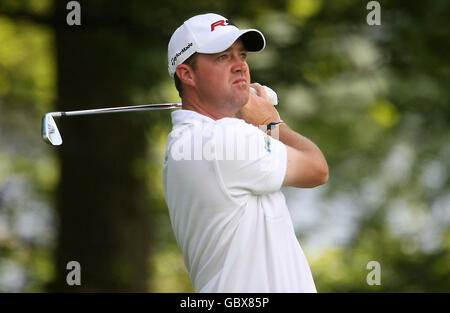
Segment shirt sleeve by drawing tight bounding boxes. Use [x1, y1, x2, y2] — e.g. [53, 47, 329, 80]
[214, 119, 287, 197]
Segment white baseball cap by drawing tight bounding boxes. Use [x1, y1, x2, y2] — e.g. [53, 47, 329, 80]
[168, 13, 266, 77]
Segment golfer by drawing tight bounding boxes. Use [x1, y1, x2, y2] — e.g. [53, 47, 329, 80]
[163, 13, 328, 292]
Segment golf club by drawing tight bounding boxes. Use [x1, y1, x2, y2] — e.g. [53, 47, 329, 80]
[42, 86, 278, 146]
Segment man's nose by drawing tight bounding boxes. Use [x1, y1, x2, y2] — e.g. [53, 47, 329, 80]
[231, 55, 247, 73]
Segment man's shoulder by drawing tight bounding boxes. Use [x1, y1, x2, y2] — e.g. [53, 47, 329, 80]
[216, 117, 263, 134]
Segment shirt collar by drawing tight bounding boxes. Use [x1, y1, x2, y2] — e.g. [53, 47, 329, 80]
[171, 109, 216, 126]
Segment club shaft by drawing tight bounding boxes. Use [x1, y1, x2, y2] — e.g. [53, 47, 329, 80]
[49, 103, 182, 118]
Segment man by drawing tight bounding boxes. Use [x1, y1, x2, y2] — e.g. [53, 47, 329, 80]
[163, 13, 328, 292]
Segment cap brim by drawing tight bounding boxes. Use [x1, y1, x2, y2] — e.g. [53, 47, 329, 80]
[197, 29, 265, 54]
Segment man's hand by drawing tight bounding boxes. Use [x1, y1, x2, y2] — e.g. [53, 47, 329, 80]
[236, 83, 281, 127]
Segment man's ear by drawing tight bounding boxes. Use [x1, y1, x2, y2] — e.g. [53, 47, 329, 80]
[175, 64, 195, 87]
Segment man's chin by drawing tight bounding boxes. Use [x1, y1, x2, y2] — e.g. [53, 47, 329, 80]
[233, 94, 249, 107]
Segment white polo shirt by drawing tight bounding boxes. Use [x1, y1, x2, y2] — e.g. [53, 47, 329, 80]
[162, 109, 316, 293]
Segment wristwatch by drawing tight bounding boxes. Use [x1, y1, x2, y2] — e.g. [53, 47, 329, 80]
[266, 121, 285, 134]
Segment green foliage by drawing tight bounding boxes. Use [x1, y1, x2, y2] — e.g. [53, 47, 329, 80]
[0, 8, 56, 291]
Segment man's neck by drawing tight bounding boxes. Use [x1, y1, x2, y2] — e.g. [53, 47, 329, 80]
[181, 98, 235, 121]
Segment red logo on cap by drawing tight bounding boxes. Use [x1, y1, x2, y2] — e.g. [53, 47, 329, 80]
[211, 19, 235, 31]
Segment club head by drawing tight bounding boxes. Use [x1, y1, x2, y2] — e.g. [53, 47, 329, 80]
[42, 113, 62, 145]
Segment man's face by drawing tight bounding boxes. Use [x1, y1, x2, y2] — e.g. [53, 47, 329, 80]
[191, 40, 250, 112]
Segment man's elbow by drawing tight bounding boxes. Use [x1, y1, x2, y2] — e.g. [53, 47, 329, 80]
[285, 154, 329, 188]
[312, 162, 329, 187]
[319, 165, 329, 185]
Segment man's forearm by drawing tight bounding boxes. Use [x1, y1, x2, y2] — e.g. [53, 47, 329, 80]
[276, 124, 327, 162]
[272, 124, 326, 171]
[275, 123, 329, 186]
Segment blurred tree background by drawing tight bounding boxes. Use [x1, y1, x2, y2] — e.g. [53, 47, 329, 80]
[0, 0, 449, 292]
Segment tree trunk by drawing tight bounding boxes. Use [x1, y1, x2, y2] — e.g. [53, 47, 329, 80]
[48, 1, 154, 292]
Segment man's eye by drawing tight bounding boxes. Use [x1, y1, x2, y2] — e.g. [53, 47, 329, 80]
[240, 53, 247, 59]
[218, 55, 227, 60]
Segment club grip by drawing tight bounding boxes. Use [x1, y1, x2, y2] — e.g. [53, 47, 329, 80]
[250, 85, 278, 106]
